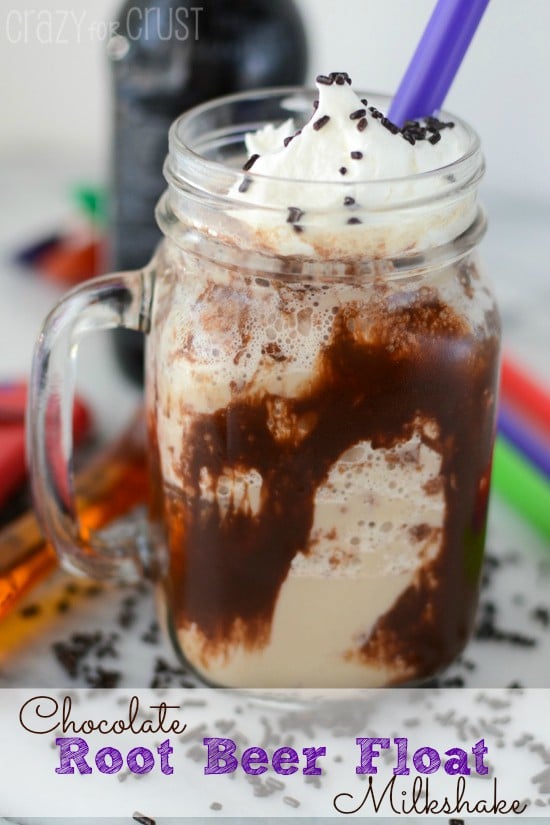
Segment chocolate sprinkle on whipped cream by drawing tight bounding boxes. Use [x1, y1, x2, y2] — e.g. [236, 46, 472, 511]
[313, 114, 330, 131]
[381, 116, 400, 134]
[286, 206, 304, 224]
[316, 71, 352, 86]
[242, 153, 260, 171]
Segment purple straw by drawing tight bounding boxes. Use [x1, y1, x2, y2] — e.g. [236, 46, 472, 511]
[498, 404, 550, 480]
[388, 0, 491, 126]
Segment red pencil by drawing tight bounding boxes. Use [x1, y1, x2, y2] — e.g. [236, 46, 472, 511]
[0, 382, 91, 508]
[500, 354, 550, 439]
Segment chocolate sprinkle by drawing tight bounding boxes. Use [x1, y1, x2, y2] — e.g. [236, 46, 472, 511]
[361, 98, 368, 106]
[396, 114, 456, 147]
[238, 176, 251, 193]
[141, 620, 161, 645]
[117, 594, 138, 629]
[350, 151, 363, 160]
[313, 115, 330, 131]
[381, 116, 400, 134]
[149, 656, 196, 689]
[349, 108, 367, 120]
[339, 166, 347, 175]
[347, 217, 361, 225]
[54, 635, 96, 678]
[425, 115, 455, 131]
[532, 606, 550, 627]
[343, 196, 355, 206]
[133, 814, 156, 825]
[283, 135, 294, 147]
[53, 631, 123, 685]
[316, 71, 353, 87]
[356, 118, 368, 132]
[330, 71, 352, 85]
[424, 675, 466, 688]
[85, 665, 120, 688]
[242, 153, 259, 171]
[476, 601, 537, 647]
[402, 119, 428, 139]
[286, 206, 304, 224]
[313, 99, 319, 110]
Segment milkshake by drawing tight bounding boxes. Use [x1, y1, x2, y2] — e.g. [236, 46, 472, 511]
[147, 74, 500, 687]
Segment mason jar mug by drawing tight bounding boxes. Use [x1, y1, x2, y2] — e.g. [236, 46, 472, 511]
[29, 88, 501, 688]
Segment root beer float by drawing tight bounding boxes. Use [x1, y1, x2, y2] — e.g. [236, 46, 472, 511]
[146, 73, 500, 687]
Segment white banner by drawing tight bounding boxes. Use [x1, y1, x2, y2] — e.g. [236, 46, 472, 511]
[1, 688, 549, 818]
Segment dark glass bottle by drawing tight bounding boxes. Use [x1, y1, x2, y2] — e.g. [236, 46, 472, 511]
[108, 0, 309, 383]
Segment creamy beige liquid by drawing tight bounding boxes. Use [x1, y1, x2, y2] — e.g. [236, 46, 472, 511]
[178, 435, 445, 688]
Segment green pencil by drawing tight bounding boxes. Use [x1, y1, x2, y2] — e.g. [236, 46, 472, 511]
[492, 436, 550, 541]
[71, 184, 108, 228]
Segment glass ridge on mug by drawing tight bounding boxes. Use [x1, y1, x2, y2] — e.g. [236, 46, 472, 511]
[29, 73, 501, 688]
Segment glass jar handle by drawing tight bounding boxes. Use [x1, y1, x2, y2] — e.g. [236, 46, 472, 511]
[27, 268, 154, 581]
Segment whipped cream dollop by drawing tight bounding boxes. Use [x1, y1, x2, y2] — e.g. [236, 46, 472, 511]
[226, 72, 479, 259]
[244, 72, 466, 186]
